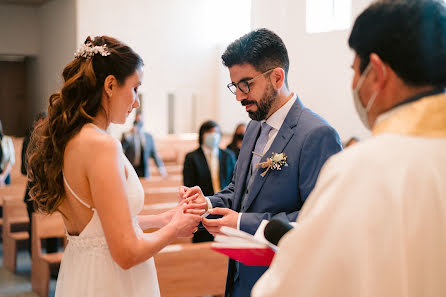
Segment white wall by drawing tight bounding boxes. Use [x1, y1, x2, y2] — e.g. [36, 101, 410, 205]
[76, 0, 250, 138]
[0, 4, 40, 56]
[37, 0, 77, 111]
[249, 0, 373, 140]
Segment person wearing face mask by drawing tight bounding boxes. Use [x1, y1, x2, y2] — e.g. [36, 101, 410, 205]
[122, 112, 167, 178]
[252, 1, 446, 297]
[183, 120, 236, 242]
[227, 123, 246, 159]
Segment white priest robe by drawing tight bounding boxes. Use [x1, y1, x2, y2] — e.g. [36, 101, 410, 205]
[252, 93, 446, 297]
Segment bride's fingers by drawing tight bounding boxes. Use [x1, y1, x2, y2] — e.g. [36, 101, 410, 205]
[183, 193, 201, 204]
[185, 209, 206, 215]
[183, 202, 208, 211]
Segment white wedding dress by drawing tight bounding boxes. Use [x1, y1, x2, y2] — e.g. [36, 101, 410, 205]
[55, 155, 160, 297]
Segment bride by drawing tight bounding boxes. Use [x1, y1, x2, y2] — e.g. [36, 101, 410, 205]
[27, 36, 204, 297]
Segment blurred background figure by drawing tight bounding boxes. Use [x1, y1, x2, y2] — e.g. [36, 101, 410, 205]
[0, 120, 15, 185]
[183, 120, 236, 242]
[226, 123, 246, 159]
[122, 112, 167, 178]
[343, 136, 360, 148]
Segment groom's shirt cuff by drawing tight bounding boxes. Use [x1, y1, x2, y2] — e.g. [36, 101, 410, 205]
[237, 213, 242, 230]
[203, 197, 213, 217]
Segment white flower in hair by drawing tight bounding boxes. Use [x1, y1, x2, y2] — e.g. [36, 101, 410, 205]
[74, 41, 111, 59]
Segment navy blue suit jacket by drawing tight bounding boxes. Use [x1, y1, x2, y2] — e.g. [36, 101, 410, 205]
[208, 97, 342, 297]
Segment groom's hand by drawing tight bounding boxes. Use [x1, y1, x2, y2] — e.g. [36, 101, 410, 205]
[202, 208, 238, 236]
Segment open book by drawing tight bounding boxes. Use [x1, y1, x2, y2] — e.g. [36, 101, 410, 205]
[211, 221, 277, 266]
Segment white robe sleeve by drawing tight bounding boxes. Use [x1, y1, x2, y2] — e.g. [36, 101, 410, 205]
[252, 139, 446, 297]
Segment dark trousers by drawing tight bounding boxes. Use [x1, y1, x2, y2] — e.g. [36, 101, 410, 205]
[134, 164, 145, 177]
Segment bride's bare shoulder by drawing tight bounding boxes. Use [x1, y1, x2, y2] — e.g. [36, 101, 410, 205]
[68, 124, 122, 157]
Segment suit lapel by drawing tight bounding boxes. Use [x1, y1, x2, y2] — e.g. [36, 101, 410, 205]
[218, 149, 224, 186]
[242, 98, 303, 210]
[233, 122, 261, 210]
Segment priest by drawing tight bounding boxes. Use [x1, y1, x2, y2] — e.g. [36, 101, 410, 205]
[252, 0, 446, 296]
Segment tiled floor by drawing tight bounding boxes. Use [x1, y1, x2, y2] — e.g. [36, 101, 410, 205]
[0, 243, 56, 297]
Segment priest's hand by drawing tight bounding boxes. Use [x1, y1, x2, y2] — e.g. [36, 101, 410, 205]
[202, 208, 238, 236]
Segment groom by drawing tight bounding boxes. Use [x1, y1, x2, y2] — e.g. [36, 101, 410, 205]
[183, 28, 342, 297]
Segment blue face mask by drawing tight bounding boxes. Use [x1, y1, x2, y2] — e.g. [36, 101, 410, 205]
[204, 132, 221, 149]
[134, 120, 144, 130]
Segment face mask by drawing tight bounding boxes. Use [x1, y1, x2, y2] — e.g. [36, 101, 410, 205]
[134, 120, 144, 130]
[204, 132, 221, 149]
[352, 63, 378, 130]
[235, 133, 244, 141]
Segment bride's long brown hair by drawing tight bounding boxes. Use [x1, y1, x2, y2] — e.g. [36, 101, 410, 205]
[27, 36, 143, 214]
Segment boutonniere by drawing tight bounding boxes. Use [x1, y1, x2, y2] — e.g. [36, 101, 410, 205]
[256, 152, 288, 177]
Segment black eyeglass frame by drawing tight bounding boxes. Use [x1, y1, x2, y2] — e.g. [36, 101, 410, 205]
[226, 69, 274, 95]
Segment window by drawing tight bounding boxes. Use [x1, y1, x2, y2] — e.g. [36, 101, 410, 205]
[306, 0, 351, 33]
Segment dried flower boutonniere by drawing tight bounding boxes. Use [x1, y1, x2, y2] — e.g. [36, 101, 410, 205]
[256, 152, 288, 177]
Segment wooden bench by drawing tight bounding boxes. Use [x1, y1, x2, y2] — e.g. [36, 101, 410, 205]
[150, 164, 183, 176]
[140, 202, 178, 216]
[155, 242, 228, 297]
[2, 197, 29, 273]
[144, 187, 179, 204]
[139, 175, 183, 189]
[31, 212, 65, 297]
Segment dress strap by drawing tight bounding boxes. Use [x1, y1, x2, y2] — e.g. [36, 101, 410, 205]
[62, 171, 95, 211]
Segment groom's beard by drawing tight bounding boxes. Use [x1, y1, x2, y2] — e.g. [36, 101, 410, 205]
[242, 83, 278, 121]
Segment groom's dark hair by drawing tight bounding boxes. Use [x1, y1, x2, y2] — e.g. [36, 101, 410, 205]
[222, 28, 289, 88]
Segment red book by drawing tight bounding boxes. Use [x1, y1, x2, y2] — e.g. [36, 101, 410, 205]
[211, 226, 277, 266]
[211, 245, 275, 266]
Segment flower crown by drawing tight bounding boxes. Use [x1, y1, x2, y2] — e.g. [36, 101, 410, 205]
[74, 41, 111, 59]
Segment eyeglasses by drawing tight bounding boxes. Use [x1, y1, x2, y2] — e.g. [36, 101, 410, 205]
[227, 69, 274, 95]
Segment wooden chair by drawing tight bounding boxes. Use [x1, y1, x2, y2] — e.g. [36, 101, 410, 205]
[2, 197, 29, 273]
[0, 183, 27, 232]
[31, 212, 65, 297]
[155, 242, 228, 297]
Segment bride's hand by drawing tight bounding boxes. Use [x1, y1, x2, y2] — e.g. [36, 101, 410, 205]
[168, 205, 202, 238]
[161, 193, 205, 225]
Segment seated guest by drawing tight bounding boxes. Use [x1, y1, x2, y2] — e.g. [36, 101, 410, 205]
[0, 120, 15, 185]
[226, 123, 246, 159]
[122, 112, 167, 178]
[183, 120, 236, 242]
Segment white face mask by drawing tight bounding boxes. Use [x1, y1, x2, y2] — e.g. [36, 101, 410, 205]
[204, 132, 221, 149]
[352, 63, 379, 130]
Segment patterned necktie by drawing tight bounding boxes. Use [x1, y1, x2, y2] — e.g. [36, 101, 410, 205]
[251, 122, 273, 170]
